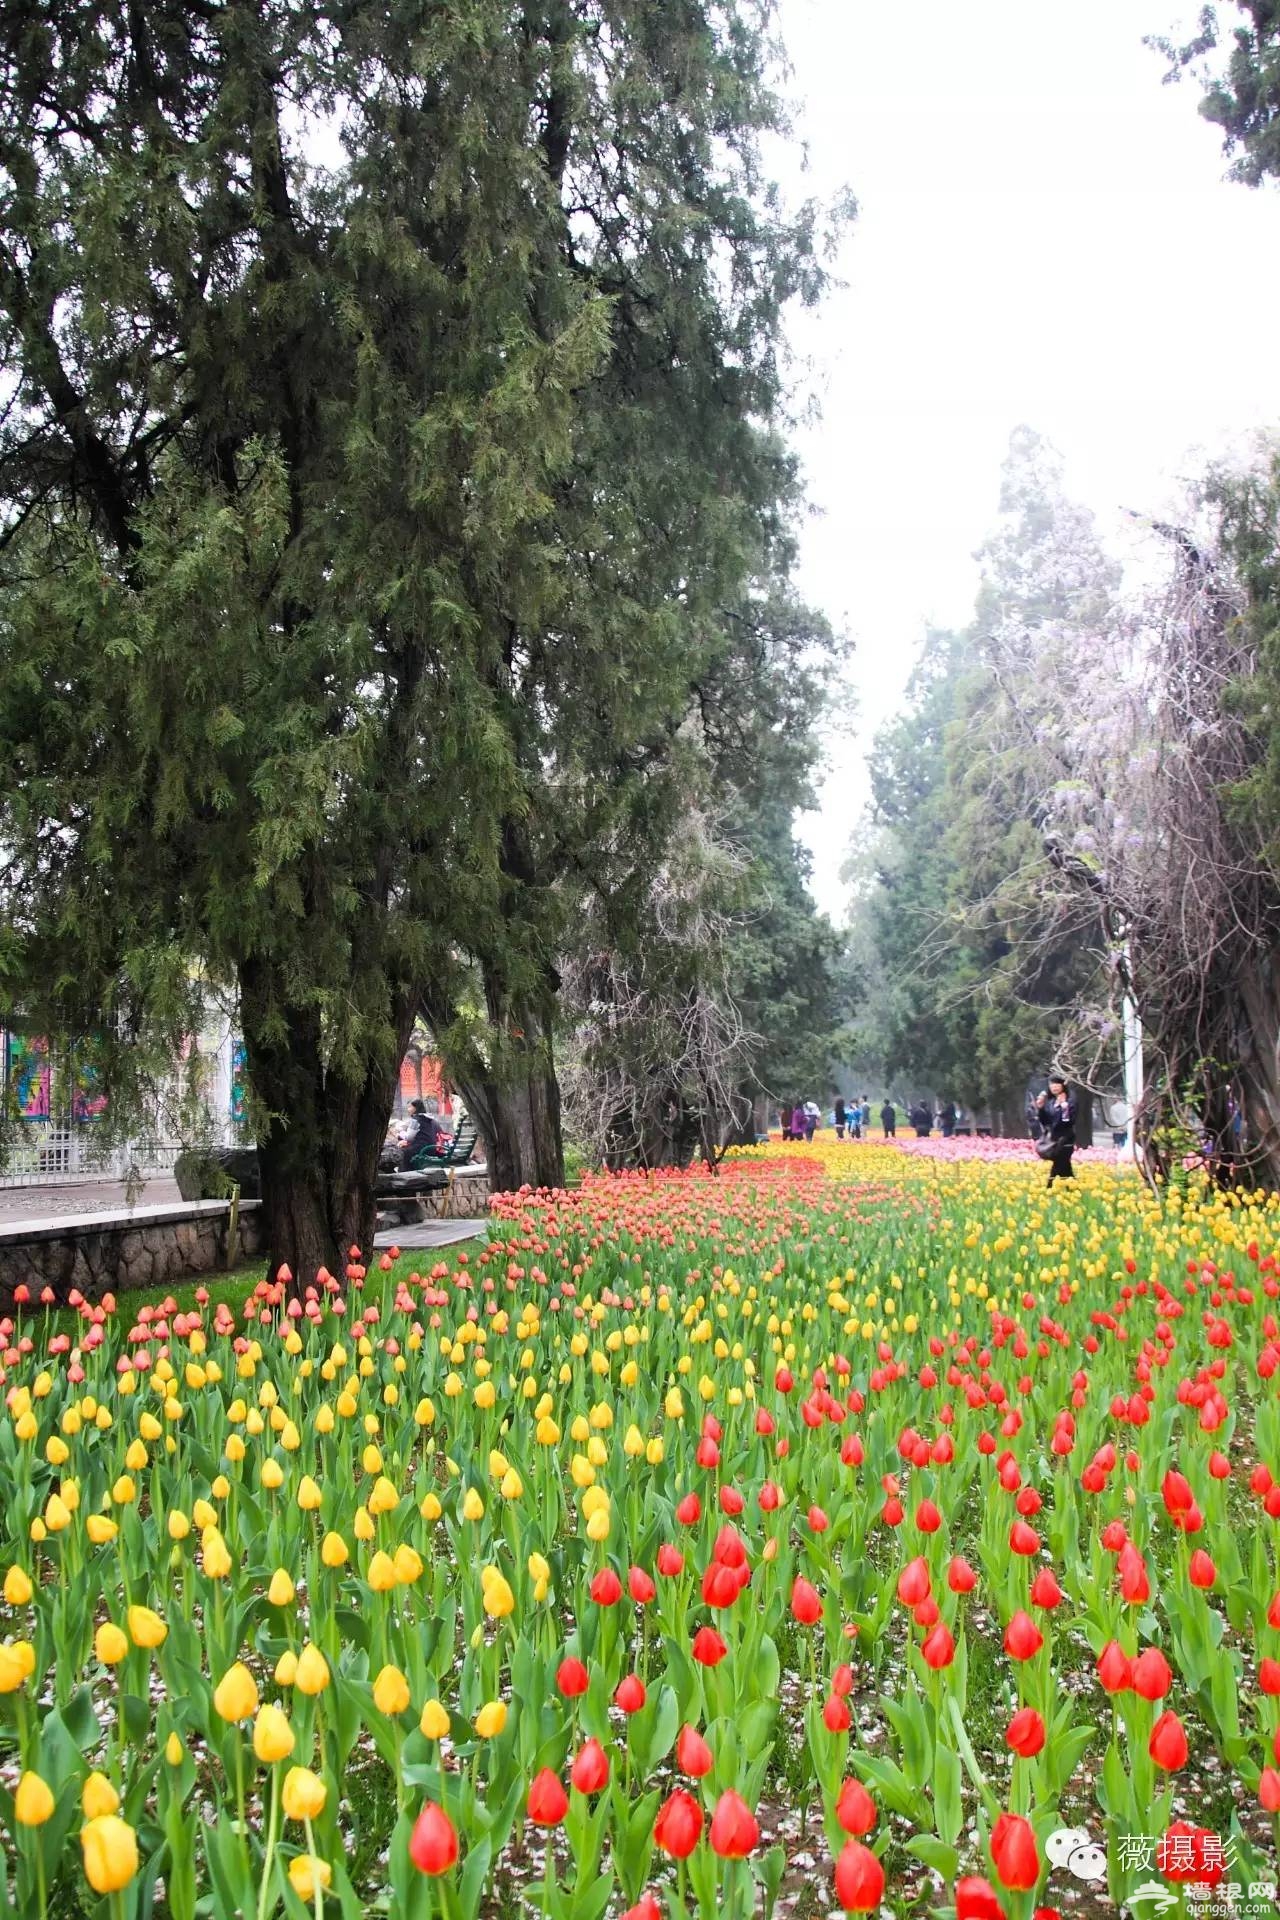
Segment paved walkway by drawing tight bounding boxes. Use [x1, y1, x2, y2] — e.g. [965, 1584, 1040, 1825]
[0, 1178, 182, 1221]
[374, 1219, 488, 1249]
[0, 1180, 487, 1253]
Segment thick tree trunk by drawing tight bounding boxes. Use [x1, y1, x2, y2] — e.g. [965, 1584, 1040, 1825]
[453, 985, 565, 1191]
[1236, 954, 1280, 1184]
[240, 959, 416, 1281]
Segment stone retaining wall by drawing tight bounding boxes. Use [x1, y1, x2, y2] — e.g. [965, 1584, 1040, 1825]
[379, 1164, 493, 1226]
[0, 1200, 264, 1301]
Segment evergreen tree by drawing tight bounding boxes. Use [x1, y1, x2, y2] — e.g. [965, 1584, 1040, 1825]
[1152, 5, 1280, 185]
[0, 2, 836, 1269]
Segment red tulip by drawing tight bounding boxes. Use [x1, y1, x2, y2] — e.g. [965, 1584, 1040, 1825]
[570, 1738, 610, 1794]
[823, 1691, 852, 1732]
[947, 1555, 977, 1593]
[836, 1778, 876, 1836]
[1161, 1468, 1194, 1517]
[676, 1723, 714, 1777]
[708, 1789, 759, 1858]
[628, 1566, 656, 1604]
[1029, 1569, 1062, 1609]
[590, 1567, 622, 1606]
[1118, 1543, 1150, 1604]
[622, 1900, 662, 1920]
[526, 1768, 569, 1826]
[654, 1789, 703, 1859]
[791, 1576, 822, 1624]
[691, 1626, 727, 1665]
[556, 1656, 589, 1698]
[1009, 1520, 1039, 1556]
[1096, 1640, 1131, 1693]
[1005, 1707, 1045, 1758]
[1259, 1766, 1280, 1812]
[955, 1876, 1007, 1920]
[897, 1556, 931, 1607]
[916, 1498, 942, 1533]
[921, 1623, 955, 1670]
[1002, 1611, 1042, 1660]
[1157, 1822, 1226, 1885]
[656, 1545, 684, 1578]
[834, 1839, 885, 1912]
[409, 1802, 459, 1875]
[832, 1661, 855, 1697]
[1149, 1709, 1189, 1771]
[1130, 1646, 1171, 1700]
[808, 1503, 829, 1532]
[675, 1493, 701, 1526]
[615, 1673, 646, 1714]
[1260, 1657, 1280, 1695]
[1188, 1550, 1216, 1589]
[990, 1812, 1039, 1891]
[702, 1560, 742, 1608]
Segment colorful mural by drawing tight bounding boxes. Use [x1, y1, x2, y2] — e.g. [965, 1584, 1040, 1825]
[6, 1034, 51, 1118]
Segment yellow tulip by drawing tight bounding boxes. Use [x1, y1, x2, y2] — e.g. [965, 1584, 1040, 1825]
[260, 1458, 284, 1491]
[275, 1648, 299, 1686]
[201, 1529, 232, 1579]
[213, 1661, 259, 1724]
[85, 1514, 118, 1545]
[281, 1765, 327, 1821]
[372, 1665, 411, 1716]
[94, 1623, 128, 1667]
[165, 1731, 184, 1765]
[353, 1508, 375, 1542]
[81, 1814, 139, 1894]
[393, 1544, 423, 1585]
[288, 1855, 332, 1900]
[3, 1566, 32, 1606]
[267, 1568, 295, 1607]
[419, 1492, 442, 1522]
[82, 1771, 121, 1820]
[483, 1571, 515, 1619]
[127, 1605, 167, 1650]
[461, 1488, 484, 1522]
[252, 1704, 295, 1764]
[474, 1699, 507, 1739]
[294, 1642, 330, 1696]
[420, 1698, 450, 1739]
[14, 1770, 54, 1826]
[167, 1510, 191, 1541]
[368, 1475, 398, 1514]
[320, 1532, 348, 1568]
[367, 1550, 397, 1593]
[297, 1475, 322, 1511]
[44, 1494, 71, 1532]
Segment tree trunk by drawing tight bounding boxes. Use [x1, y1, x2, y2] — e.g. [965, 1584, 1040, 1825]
[240, 959, 416, 1281]
[458, 984, 565, 1191]
[1236, 954, 1280, 1184]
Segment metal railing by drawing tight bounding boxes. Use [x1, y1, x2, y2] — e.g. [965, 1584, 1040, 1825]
[0, 1118, 184, 1189]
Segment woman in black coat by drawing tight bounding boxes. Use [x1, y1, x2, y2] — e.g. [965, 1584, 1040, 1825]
[1036, 1074, 1077, 1186]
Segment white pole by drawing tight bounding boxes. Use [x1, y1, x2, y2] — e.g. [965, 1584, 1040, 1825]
[1120, 934, 1144, 1166]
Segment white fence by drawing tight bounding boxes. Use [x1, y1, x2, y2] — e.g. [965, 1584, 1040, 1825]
[0, 1117, 184, 1189]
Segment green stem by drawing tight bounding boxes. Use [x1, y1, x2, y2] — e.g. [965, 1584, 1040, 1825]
[304, 1816, 324, 1920]
[257, 1766, 281, 1920]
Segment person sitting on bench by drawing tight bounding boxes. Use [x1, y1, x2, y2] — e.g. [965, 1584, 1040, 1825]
[384, 1099, 439, 1171]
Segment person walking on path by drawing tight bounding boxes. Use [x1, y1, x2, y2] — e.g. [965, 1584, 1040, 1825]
[880, 1100, 896, 1138]
[834, 1096, 847, 1141]
[1036, 1073, 1077, 1186]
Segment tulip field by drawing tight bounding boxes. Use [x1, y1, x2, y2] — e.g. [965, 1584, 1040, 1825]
[2, 1140, 1280, 1918]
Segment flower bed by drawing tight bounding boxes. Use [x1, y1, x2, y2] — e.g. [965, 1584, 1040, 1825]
[0, 1151, 1276, 1917]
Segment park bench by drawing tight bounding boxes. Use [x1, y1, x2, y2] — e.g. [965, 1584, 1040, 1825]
[375, 1121, 481, 1225]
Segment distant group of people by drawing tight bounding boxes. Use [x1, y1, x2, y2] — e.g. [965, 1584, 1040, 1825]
[782, 1100, 823, 1142]
[833, 1096, 873, 1140]
[906, 1099, 962, 1137]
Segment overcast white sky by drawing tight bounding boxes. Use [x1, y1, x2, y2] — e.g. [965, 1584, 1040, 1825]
[779, 0, 1280, 921]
